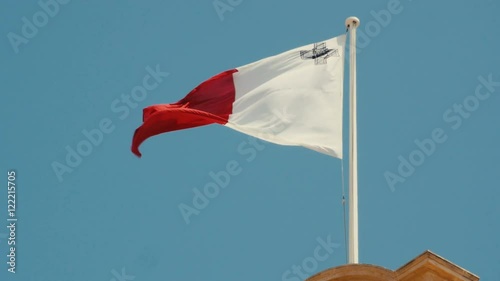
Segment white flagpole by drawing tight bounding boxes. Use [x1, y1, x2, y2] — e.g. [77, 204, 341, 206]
[345, 16, 360, 264]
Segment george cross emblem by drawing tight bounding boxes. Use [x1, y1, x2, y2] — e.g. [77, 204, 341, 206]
[300, 42, 339, 65]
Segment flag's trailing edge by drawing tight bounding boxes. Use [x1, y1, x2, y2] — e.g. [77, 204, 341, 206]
[132, 35, 346, 158]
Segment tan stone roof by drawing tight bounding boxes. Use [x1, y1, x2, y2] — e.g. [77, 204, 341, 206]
[307, 250, 479, 281]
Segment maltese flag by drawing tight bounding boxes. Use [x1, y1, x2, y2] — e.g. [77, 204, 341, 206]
[132, 35, 346, 158]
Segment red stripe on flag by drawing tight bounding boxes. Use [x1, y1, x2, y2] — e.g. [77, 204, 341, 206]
[131, 69, 238, 157]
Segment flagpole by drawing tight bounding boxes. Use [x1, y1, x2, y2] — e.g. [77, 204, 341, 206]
[345, 16, 360, 264]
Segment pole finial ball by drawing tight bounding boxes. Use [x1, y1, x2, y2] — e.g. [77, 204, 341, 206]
[345, 17, 361, 28]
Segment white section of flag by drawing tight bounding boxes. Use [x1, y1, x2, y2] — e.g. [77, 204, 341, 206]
[226, 35, 346, 158]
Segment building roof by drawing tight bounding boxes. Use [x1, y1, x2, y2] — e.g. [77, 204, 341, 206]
[307, 250, 479, 281]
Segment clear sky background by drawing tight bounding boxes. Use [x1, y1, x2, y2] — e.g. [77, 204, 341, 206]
[1, 0, 499, 280]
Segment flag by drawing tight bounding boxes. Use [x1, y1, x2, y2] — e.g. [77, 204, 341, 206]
[132, 35, 346, 158]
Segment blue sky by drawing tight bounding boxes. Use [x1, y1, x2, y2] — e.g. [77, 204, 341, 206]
[1, 0, 499, 280]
